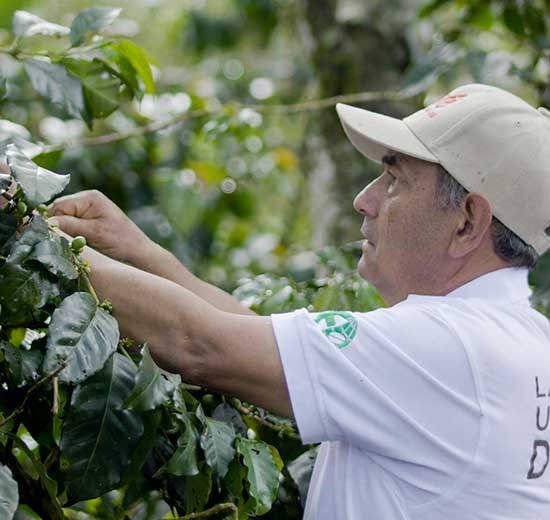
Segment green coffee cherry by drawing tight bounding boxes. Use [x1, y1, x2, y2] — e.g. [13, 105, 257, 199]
[71, 236, 87, 253]
[37, 204, 49, 217]
[201, 394, 217, 410]
[16, 201, 27, 216]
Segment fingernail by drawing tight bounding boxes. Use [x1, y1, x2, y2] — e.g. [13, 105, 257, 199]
[48, 217, 59, 226]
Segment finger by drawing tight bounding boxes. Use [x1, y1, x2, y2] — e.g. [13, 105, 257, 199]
[49, 223, 74, 241]
[48, 215, 91, 239]
[49, 192, 95, 218]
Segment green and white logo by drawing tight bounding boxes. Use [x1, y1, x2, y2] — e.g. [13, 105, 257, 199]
[314, 311, 358, 349]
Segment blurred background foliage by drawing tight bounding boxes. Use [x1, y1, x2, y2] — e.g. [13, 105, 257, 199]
[1, 0, 550, 517]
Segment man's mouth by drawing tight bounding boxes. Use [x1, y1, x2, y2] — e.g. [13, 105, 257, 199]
[360, 227, 376, 247]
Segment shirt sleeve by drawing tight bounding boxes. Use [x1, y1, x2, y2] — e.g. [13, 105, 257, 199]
[271, 303, 482, 467]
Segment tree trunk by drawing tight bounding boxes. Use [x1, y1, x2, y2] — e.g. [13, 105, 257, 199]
[301, 0, 420, 244]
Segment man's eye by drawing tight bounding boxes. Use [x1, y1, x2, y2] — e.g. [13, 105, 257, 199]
[386, 172, 397, 188]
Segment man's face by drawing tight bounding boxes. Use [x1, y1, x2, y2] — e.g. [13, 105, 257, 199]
[354, 152, 455, 304]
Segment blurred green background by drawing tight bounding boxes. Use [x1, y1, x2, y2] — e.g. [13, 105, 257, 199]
[2, 0, 549, 299]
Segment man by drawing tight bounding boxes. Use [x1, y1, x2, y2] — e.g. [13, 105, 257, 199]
[50, 84, 550, 519]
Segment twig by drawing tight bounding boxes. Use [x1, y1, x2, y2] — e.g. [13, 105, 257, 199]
[118, 344, 136, 366]
[231, 399, 300, 441]
[80, 270, 100, 304]
[38, 89, 416, 153]
[51, 377, 59, 416]
[175, 502, 238, 520]
[0, 362, 67, 430]
[181, 382, 203, 391]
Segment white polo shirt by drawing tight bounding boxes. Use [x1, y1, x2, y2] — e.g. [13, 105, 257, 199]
[272, 268, 550, 520]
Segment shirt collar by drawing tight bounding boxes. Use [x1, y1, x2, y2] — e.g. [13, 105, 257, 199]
[404, 267, 532, 304]
[444, 267, 531, 303]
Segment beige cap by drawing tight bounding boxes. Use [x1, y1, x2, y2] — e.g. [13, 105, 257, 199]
[336, 84, 550, 255]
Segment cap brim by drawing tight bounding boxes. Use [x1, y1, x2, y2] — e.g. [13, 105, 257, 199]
[335, 103, 439, 164]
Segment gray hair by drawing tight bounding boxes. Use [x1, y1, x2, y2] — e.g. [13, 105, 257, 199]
[435, 167, 539, 269]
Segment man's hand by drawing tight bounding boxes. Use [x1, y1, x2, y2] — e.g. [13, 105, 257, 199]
[49, 190, 153, 264]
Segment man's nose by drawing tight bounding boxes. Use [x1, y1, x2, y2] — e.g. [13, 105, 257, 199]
[353, 180, 379, 218]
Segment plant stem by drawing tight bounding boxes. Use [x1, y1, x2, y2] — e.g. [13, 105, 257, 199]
[0, 362, 67, 430]
[51, 377, 59, 416]
[38, 89, 416, 154]
[118, 344, 135, 366]
[230, 399, 301, 440]
[175, 502, 238, 520]
[81, 270, 100, 304]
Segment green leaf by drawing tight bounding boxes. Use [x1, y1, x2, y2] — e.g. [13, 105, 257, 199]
[115, 39, 156, 94]
[42, 292, 119, 383]
[32, 149, 63, 170]
[0, 119, 43, 159]
[236, 438, 281, 515]
[523, 4, 546, 40]
[64, 59, 121, 119]
[0, 464, 19, 519]
[212, 403, 248, 435]
[401, 45, 463, 95]
[60, 353, 144, 503]
[123, 344, 179, 411]
[2, 341, 43, 388]
[184, 463, 212, 514]
[27, 235, 78, 280]
[157, 417, 200, 477]
[23, 59, 87, 122]
[70, 7, 122, 47]
[0, 119, 32, 142]
[7, 215, 49, 264]
[463, 2, 493, 31]
[287, 446, 318, 508]
[83, 71, 120, 118]
[530, 251, 550, 313]
[0, 262, 59, 326]
[116, 54, 141, 96]
[224, 458, 257, 519]
[0, 212, 18, 253]
[13, 10, 69, 38]
[503, 5, 526, 37]
[197, 407, 236, 480]
[465, 49, 487, 83]
[418, 0, 452, 18]
[224, 457, 245, 500]
[6, 145, 70, 209]
[0, 432, 61, 514]
[122, 408, 161, 483]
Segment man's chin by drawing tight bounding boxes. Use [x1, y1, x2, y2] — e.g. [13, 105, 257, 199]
[357, 255, 374, 282]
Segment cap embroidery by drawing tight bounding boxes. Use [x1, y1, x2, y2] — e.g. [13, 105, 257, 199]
[425, 93, 468, 118]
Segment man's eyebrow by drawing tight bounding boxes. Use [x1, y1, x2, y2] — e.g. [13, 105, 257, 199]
[381, 153, 400, 167]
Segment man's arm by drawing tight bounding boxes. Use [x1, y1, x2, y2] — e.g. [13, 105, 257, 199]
[85, 247, 293, 418]
[130, 241, 256, 316]
[49, 190, 254, 316]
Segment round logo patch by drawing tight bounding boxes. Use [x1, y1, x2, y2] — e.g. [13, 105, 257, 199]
[314, 311, 358, 349]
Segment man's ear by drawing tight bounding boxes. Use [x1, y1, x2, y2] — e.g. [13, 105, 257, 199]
[448, 193, 493, 258]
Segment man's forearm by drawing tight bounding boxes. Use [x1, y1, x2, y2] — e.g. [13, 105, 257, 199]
[87, 249, 217, 381]
[83, 249, 292, 417]
[128, 241, 255, 316]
